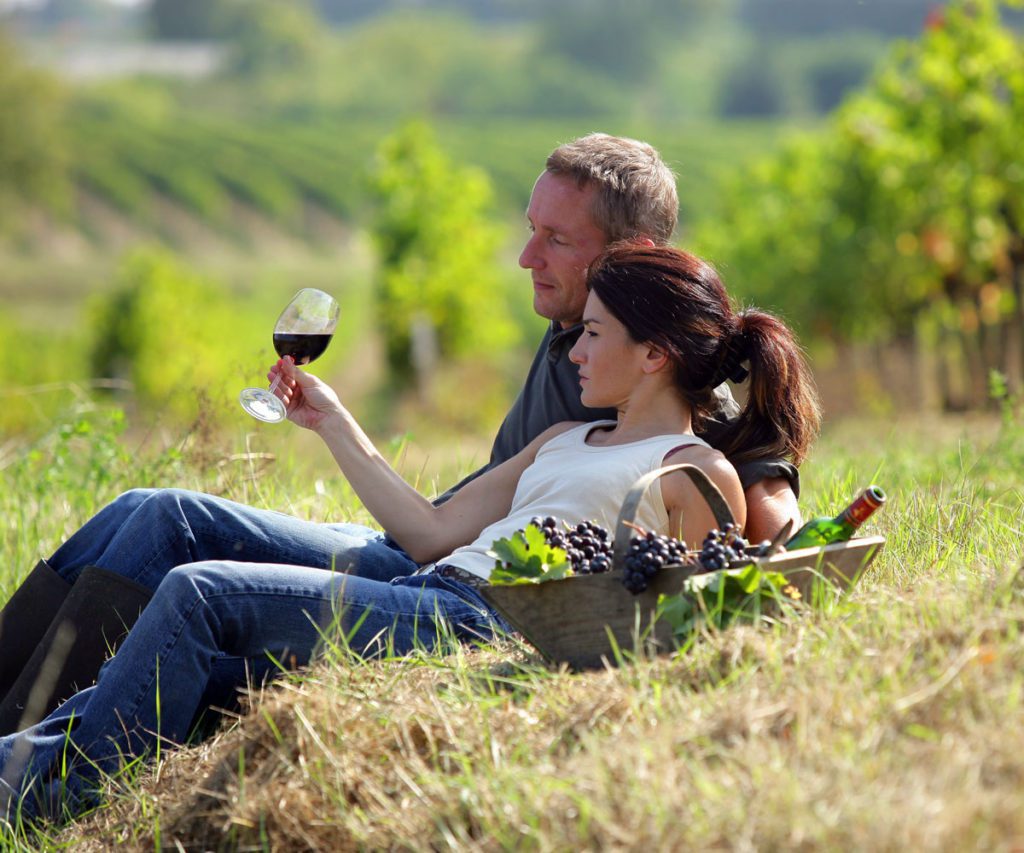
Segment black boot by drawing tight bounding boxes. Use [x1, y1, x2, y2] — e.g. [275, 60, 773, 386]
[0, 566, 153, 735]
[0, 560, 72, 701]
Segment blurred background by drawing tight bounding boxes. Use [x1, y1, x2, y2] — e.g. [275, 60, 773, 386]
[1, 0, 1022, 445]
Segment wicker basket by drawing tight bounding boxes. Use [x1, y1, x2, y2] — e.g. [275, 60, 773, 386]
[482, 464, 884, 670]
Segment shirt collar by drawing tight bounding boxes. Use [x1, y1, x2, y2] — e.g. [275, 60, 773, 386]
[546, 321, 583, 363]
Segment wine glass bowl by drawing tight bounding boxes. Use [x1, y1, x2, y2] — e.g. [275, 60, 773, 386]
[239, 288, 340, 423]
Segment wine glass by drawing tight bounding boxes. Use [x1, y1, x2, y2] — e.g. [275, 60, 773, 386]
[239, 288, 340, 423]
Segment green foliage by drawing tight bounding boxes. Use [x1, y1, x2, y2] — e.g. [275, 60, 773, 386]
[88, 248, 261, 422]
[697, 0, 1024, 372]
[538, 0, 716, 86]
[318, 12, 626, 118]
[220, 0, 326, 79]
[718, 48, 789, 117]
[6, 4, 807, 240]
[657, 563, 802, 635]
[149, 0, 327, 79]
[719, 33, 887, 118]
[737, 0, 949, 38]
[0, 29, 68, 225]
[0, 313, 91, 434]
[489, 524, 571, 584]
[60, 90, 390, 231]
[0, 403, 194, 581]
[148, 0, 231, 40]
[29, 408, 131, 495]
[52, 88, 787, 247]
[369, 121, 518, 386]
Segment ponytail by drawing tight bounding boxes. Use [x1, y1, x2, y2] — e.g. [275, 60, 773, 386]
[587, 242, 821, 466]
[714, 310, 821, 466]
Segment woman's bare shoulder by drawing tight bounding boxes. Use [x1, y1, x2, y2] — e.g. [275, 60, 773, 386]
[661, 443, 745, 519]
[663, 440, 731, 472]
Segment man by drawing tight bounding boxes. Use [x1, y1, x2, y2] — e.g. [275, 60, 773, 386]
[0, 134, 801, 735]
[437, 133, 801, 542]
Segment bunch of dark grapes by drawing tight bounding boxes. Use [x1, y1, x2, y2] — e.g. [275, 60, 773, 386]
[697, 523, 751, 571]
[621, 529, 688, 595]
[528, 516, 614, 575]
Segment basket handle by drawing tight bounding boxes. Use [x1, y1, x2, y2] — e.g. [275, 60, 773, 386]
[612, 463, 735, 569]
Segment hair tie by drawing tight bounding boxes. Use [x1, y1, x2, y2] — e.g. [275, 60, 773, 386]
[707, 331, 749, 388]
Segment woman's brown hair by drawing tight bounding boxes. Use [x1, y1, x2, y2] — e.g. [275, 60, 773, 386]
[586, 243, 821, 465]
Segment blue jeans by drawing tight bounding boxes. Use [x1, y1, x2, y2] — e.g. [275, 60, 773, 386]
[48, 487, 417, 588]
[0, 490, 506, 824]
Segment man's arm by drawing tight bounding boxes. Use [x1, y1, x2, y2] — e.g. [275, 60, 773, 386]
[743, 477, 801, 544]
[698, 398, 803, 543]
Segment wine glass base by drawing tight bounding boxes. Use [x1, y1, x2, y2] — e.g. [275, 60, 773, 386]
[239, 388, 287, 423]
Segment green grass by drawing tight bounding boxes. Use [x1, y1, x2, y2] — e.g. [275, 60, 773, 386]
[2, 401, 1023, 849]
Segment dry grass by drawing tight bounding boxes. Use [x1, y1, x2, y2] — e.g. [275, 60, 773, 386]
[4, 408, 1024, 851]
[56, 562, 1024, 851]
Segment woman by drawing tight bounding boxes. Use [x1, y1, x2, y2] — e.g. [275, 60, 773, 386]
[0, 244, 819, 825]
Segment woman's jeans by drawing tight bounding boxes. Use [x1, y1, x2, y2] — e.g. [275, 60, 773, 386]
[0, 489, 506, 824]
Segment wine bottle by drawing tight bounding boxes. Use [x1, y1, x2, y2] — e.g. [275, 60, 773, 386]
[784, 486, 886, 550]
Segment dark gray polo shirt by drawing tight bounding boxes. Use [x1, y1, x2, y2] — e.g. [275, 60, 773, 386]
[435, 322, 799, 503]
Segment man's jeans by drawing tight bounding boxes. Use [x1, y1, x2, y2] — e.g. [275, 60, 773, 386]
[0, 489, 505, 824]
[48, 488, 416, 588]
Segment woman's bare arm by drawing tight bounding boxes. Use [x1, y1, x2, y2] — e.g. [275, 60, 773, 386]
[272, 357, 575, 564]
[658, 445, 746, 546]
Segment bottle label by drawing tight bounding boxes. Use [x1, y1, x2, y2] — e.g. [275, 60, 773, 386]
[843, 489, 883, 527]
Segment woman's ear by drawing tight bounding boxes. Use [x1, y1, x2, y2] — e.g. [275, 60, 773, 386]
[642, 345, 669, 375]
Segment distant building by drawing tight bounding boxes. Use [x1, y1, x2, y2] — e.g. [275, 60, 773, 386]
[31, 41, 226, 80]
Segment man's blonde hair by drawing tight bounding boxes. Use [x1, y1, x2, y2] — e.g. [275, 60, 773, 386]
[545, 133, 678, 245]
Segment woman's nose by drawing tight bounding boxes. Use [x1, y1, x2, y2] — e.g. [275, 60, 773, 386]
[568, 337, 584, 364]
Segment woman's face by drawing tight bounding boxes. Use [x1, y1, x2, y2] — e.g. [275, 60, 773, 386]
[568, 291, 651, 410]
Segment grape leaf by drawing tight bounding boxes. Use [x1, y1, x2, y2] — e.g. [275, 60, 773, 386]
[488, 524, 572, 585]
[656, 565, 799, 636]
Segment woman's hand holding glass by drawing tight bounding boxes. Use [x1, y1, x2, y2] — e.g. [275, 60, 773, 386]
[267, 357, 346, 432]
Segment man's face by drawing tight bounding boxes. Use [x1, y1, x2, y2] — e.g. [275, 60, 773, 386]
[519, 171, 608, 328]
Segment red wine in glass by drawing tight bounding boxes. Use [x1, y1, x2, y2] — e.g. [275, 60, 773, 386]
[272, 333, 333, 365]
[239, 288, 340, 423]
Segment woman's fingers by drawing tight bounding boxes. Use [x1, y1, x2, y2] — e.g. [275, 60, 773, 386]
[266, 358, 301, 405]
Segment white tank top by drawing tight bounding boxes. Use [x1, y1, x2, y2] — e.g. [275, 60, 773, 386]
[441, 420, 710, 579]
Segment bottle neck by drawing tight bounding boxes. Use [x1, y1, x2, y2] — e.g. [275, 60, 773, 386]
[839, 488, 884, 529]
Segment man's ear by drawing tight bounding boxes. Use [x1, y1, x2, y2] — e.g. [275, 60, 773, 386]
[642, 345, 669, 374]
[636, 236, 656, 248]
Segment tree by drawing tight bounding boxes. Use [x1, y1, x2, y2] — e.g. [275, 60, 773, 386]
[697, 0, 1024, 409]
[89, 248, 259, 422]
[148, 0, 231, 40]
[220, 0, 325, 78]
[538, 0, 716, 85]
[368, 122, 517, 390]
